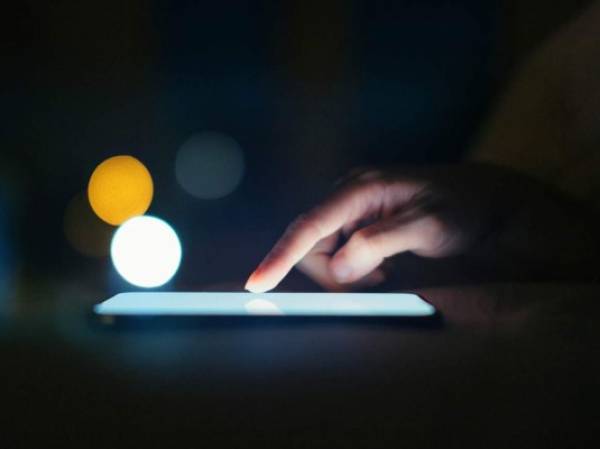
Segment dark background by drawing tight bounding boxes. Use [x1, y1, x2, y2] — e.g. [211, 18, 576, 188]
[0, 0, 592, 309]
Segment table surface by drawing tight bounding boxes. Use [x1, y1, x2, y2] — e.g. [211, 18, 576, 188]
[1, 283, 599, 448]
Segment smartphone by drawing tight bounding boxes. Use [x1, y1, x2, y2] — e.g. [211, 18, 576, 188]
[92, 292, 440, 328]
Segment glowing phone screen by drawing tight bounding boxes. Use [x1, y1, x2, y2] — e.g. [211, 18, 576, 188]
[94, 292, 435, 317]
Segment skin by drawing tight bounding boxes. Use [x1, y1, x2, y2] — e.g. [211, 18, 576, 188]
[245, 164, 600, 293]
[246, 2, 600, 293]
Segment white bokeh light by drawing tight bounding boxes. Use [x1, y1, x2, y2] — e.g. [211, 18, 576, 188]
[175, 132, 245, 199]
[110, 215, 182, 288]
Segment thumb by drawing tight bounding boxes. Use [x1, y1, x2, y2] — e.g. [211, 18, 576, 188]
[328, 214, 445, 283]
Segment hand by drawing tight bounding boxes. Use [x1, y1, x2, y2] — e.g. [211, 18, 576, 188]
[245, 164, 599, 293]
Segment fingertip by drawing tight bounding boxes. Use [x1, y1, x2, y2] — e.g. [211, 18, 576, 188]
[244, 273, 261, 292]
[245, 284, 269, 293]
[244, 278, 255, 292]
[244, 271, 274, 293]
[329, 256, 353, 284]
[244, 282, 266, 293]
[244, 269, 256, 290]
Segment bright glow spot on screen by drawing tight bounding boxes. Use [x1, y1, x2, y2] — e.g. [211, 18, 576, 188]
[175, 132, 244, 199]
[88, 155, 154, 225]
[244, 298, 284, 315]
[110, 216, 182, 288]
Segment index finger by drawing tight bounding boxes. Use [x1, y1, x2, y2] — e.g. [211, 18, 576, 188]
[245, 183, 382, 293]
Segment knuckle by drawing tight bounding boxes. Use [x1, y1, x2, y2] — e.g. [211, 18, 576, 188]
[357, 176, 386, 190]
[425, 213, 447, 236]
[342, 178, 387, 204]
[364, 178, 387, 192]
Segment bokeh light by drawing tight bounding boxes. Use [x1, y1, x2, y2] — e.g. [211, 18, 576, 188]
[110, 215, 182, 288]
[64, 193, 114, 257]
[175, 132, 245, 199]
[88, 155, 154, 226]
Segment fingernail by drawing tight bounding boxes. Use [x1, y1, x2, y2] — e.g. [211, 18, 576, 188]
[333, 264, 352, 283]
[244, 273, 258, 291]
[245, 281, 265, 293]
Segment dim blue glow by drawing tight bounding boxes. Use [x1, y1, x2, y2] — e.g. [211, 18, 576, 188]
[175, 132, 245, 199]
[110, 216, 182, 288]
